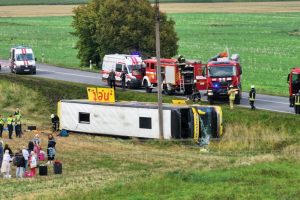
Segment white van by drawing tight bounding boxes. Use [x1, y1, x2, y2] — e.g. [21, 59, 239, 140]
[9, 46, 37, 74]
[101, 54, 143, 88]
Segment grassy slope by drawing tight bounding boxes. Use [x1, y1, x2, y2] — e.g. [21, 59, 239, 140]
[0, 74, 299, 199]
[1, 13, 299, 95]
[0, 0, 298, 6]
[65, 161, 300, 200]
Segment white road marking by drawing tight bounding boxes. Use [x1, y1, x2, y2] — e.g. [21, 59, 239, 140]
[37, 69, 100, 79]
[239, 105, 294, 114]
[255, 98, 289, 105]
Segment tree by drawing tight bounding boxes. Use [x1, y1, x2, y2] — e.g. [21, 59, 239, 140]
[72, 0, 178, 67]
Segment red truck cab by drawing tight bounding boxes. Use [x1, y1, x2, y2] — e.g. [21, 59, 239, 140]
[195, 55, 242, 104]
[287, 68, 300, 108]
[142, 58, 194, 95]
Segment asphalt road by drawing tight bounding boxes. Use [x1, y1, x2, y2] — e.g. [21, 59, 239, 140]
[0, 60, 295, 114]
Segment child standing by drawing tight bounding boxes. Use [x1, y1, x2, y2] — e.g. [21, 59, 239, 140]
[33, 134, 41, 162]
[29, 151, 37, 176]
[1, 150, 12, 178]
[47, 134, 56, 165]
[15, 149, 25, 178]
[22, 146, 29, 171]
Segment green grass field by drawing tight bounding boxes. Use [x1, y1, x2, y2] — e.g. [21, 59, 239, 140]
[0, 74, 299, 199]
[173, 12, 300, 96]
[0, 17, 79, 68]
[1, 13, 300, 95]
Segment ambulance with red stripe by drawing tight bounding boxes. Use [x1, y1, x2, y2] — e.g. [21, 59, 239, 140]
[195, 53, 242, 104]
[9, 46, 37, 74]
[101, 54, 143, 88]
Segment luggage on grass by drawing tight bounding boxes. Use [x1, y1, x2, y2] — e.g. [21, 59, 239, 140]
[25, 171, 33, 178]
[39, 165, 48, 176]
[59, 129, 69, 137]
[53, 161, 62, 174]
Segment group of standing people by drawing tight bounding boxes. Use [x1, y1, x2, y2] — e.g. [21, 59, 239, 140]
[0, 133, 56, 179]
[0, 108, 22, 139]
[227, 85, 256, 110]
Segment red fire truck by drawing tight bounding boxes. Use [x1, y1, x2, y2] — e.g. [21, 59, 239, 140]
[142, 58, 194, 95]
[194, 53, 242, 104]
[287, 68, 300, 114]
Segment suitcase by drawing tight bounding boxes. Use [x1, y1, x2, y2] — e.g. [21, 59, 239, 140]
[25, 171, 33, 178]
[39, 165, 48, 176]
[53, 161, 62, 174]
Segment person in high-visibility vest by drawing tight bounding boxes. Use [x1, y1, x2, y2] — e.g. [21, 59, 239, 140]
[0, 115, 4, 138]
[14, 108, 22, 136]
[294, 90, 300, 114]
[14, 114, 21, 138]
[227, 85, 237, 110]
[6, 115, 14, 139]
[249, 85, 256, 110]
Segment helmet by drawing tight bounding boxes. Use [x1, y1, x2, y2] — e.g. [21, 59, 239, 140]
[51, 114, 55, 118]
[251, 85, 255, 89]
[229, 85, 233, 88]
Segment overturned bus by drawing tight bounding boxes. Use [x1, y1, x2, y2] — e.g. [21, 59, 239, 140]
[57, 100, 223, 142]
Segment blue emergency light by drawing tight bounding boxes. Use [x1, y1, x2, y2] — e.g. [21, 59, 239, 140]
[213, 83, 220, 88]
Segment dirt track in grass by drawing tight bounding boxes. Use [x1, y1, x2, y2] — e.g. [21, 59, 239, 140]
[0, 2, 300, 17]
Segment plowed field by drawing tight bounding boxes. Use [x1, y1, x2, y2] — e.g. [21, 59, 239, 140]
[0, 2, 300, 17]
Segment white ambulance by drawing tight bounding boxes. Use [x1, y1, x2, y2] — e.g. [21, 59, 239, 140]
[101, 54, 143, 88]
[9, 46, 37, 74]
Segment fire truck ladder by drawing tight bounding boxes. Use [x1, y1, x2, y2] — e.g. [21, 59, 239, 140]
[179, 77, 185, 93]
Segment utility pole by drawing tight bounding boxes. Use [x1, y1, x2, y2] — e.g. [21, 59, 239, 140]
[155, 0, 164, 139]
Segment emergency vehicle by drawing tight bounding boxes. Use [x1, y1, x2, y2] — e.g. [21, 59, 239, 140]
[287, 68, 300, 114]
[142, 58, 194, 95]
[101, 54, 143, 88]
[194, 52, 242, 104]
[9, 46, 37, 74]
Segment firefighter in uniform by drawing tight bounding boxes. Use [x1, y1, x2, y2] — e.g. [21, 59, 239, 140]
[0, 114, 4, 138]
[249, 85, 256, 110]
[227, 85, 236, 109]
[7, 115, 14, 139]
[294, 90, 300, 114]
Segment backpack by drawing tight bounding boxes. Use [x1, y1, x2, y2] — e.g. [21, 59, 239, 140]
[60, 129, 69, 137]
[13, 155, 21, 166]
[12, 157, 18, 166]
